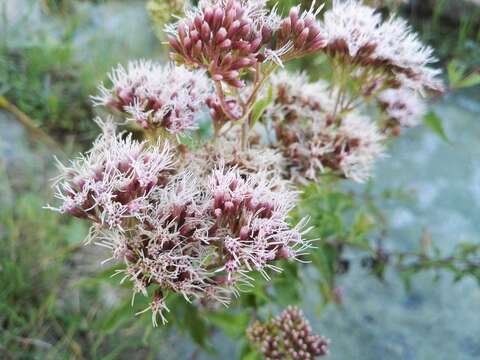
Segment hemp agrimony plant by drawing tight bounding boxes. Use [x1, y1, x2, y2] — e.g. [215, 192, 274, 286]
[47, 0, 443, 329]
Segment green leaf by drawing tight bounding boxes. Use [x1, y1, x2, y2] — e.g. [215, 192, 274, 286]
[250, 85, 273, 128]
[447, 60, 464, 87]
[424, 111, 449, 142]
[447, 60, 480, 89]
[205, 311, 250, 338]
[456, 72, 480, 89]
[100, 302, 133, 334]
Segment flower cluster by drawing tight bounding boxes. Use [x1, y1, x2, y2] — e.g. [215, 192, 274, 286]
[275, 5, 327, 60]
[48, 120, 173, 225]
[276, 111, 385, 183]
[247, 306, 329, 359]
[49, 0, 444, 332]
[323, 0, 443, 94]
[166, 0, 328, 88]
[167, 0, 279, 87]
[48, 120, 309, 325]
[267, 71, 385, 183]
[92, 61, 211, 134]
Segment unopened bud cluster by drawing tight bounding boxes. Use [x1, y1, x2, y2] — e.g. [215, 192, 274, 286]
[247, 306, 329, 359]
[167, 0, 276, 87]
[167, 0, 328, 87]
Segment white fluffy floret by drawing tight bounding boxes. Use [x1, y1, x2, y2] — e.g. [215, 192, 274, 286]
[378, 87, 427, 127]
[92, 61, 212, 134]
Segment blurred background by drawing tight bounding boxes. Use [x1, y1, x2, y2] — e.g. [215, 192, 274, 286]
[0, 0, 479, 359]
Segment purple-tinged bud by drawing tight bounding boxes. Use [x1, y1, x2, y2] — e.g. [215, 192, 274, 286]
[125, 250, 137, 263]
[223, 70, 239, 80]
[289, 7, 299, 27]
[212, 7, 224, 31]
[225, 9, 235, 28]
[214, 208, 222, 218]
[308, 23, 321, 41]
[183, 37, 193, 52]
[227, 20, 241, 37]
[215, 27, 228, 44]
[224, 201, 235, 213]
[250, 37, 262, 53]
[227, 79, 244, 88]
[280, 18, 291, 39]
[204, 7, 214, 23]
[219, 39, 232, 49]
[221, 53, 233, 68]
[239, 226, 250, 240]
[194, 15, 203, 31]
[118, 88, 133, 104]
[310, 34, 328, 52]
[186, 19, 195, 32]
[201, 22, 211, 42]
[261, 26, 272, 44]
[193, 40, 203, 57]
[295, 28, 309, 49]
[190, 30, 200, 43]
[294, 19, 305, 34]
[230, 57, 252, 70]
[179, 23, 188, 44]
[240, 22, 251, 38]
[212, 74, 223, 81]
[234, 40, 250, 52]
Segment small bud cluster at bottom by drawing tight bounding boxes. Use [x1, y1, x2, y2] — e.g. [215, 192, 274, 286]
[247, 306, 329, 360]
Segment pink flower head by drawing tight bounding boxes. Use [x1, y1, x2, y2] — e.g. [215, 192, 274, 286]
[92, 61, 211, 134]
[48, 119, 173, 228]
[322, 0, 444, 94]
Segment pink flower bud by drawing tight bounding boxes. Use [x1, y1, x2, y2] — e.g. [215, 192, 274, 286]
[194, 15, 203, 31]
[179, 23, 188, 44]
[239, 226, 250, 240]
[281, 18, 291, 39]
[212, 7, 224, 31]
[221, 53, 233, 68]
[190, 30, 200, 43]
[201, 22, 211, 41]
[294, 19, 305, 34]
[289, 7, 299, 27]
[223, 70, 239, 80]
[225, 9, 235, 28]
[227, 20, 241, 37]
[295, 28, 309, 49]
[230, 57, 252, 70]
[250, 37, 262, 53]
[215, 27, 228, 44]
[218, 39, 232, 49]
[204, 7, 214, 23]
[192, 40, 203, 57]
